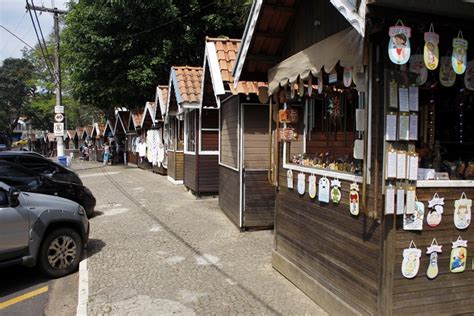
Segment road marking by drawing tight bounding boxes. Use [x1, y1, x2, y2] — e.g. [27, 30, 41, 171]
[0, 286, 48, 310]
[80, 171, 120, 178]
[76, 252, 89, 316]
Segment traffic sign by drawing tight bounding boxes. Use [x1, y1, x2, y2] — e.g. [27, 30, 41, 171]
[54, 105, 64, 114]
[54, 123, 64, 136]
[54, 113, 64, 122]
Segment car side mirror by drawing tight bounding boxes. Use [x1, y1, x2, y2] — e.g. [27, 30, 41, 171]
[9, 188, 20, 207]
[0, 189, 8, 206]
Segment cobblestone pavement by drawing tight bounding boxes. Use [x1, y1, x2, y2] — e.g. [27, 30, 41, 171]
[75, 161, 327, 316]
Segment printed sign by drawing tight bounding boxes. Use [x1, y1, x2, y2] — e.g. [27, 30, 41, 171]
[54, 105, 64, 114]
[53, 123, 64, 136]
[54, 113, 64, 122]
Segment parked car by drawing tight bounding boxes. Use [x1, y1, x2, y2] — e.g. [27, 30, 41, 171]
[0, 151, 82, 185]
[11, 139, 29, 147]
[0, 160, 96, 217]
[0, 181, 89, 277]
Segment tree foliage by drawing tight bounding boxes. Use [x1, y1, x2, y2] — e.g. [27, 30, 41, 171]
[62, 0, 252, 112]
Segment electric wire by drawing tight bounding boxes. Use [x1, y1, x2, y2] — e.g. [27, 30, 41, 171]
[0, 24, 35, 50]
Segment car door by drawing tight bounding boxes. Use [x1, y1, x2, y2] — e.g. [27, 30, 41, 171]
[0, 189, 30, 261]
[0, 164, 40, 191]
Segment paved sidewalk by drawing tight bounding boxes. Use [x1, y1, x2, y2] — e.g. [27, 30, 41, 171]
[75, 161, 327, 315]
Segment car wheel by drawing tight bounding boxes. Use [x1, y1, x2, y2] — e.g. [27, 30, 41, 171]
[38, 228, 83, 278]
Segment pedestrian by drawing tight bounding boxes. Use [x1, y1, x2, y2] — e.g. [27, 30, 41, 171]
[103, 142, 110, 165]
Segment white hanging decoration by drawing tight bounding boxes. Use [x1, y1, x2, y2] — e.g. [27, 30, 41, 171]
[450, 236, 468, 273]
[287, 169, 293, 189]
[297, 172, 305, 195]
[318, 72, 323, 94]
[403, 199, 425, 231]
[308, 174, 317, 199]
[426, 193, 444, 228]
[307, 76, 313, 96]
[401, 240, 421, 279]
[349, 182, 360, 216]
[331, 179, 341, 204]
[343, 67, 352, 87]
[388, 20, 411, 65]
[426, 238, 442, 280]
[318, 176, 330, 203]
[454, 192, 472, 230]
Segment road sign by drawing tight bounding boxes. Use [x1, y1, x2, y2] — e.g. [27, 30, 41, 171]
[54, 123, 64, 136]
[54, 113, 64, 122]
[54, 105, 64, 114]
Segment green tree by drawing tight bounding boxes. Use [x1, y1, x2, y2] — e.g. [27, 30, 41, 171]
[0, 58, 34, 134]
[62, 0, 252, 113]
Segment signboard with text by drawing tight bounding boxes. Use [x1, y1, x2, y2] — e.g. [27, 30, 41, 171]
[54, 123, 64, 136]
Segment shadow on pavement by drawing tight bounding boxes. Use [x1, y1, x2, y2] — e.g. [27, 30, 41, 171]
[86, 238, 106, 259]
[0, 265, 49, 299]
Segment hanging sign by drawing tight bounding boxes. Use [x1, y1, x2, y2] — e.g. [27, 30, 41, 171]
[409, 54, 428, 86]
[328, 70, 338, 84]
[349, 182, 360, 216]
[452, 31, 468, 75]
[402, 241, 421, 279]
[343, 67, 352, 87]
[427, 193, 444, 228]
[404, 200, 425, 231]
[465, 60, 474, 91]
[396, 187, 405, 215]
[308, 174, 317, 199]
[287, 169, 293, 189]
[297, 172, 306, 195]
[318, 176, 330, 203]
[388, 21, 411, 65]
[385, 184, 395, 215]
[424, 24, 439, 70]
[454, 192, 472, 230]
[426, 238, 442, 280]
[440, 55, 456, 87]
[450, 236, 468, 273]
[331, 179, 341, 204]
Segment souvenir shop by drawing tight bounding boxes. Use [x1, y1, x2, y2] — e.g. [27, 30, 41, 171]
[140, 101, 167, 173]
[235, 0, 474, 314]
[151, 85, 169, 175]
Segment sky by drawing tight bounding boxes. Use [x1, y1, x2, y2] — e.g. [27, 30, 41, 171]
[0, 0, 68, 62]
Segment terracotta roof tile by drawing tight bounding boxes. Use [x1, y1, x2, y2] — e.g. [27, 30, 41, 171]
[172, 66, 203, 104]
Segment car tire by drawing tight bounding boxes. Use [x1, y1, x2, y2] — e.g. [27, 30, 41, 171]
[38, 228, 83, 278]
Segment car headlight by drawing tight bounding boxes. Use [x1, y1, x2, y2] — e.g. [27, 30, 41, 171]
[78, 206, 86, 216]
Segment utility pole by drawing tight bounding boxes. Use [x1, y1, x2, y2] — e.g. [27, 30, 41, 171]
[26, 2, 67, 157]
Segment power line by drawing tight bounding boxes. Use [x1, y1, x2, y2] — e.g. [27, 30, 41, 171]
[31, 0, 55, 66]
[0, 24, 35, 50]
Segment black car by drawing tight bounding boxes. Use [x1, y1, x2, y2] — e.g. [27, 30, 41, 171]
[0, 151, 82, 185]
[0, 160, 96, 217]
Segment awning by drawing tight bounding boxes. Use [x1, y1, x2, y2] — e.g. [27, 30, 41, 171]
[268, 27, 366, 94]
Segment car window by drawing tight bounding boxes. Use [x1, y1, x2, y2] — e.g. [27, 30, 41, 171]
[0, 190, 7, 206]
[17, 157, 55, 174]
[0, 165, 38, 188]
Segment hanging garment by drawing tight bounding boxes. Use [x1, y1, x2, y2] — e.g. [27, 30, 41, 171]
[138, 141, 147, 157]
[157, 128, 165, 166]
[147, 130, 159, 165]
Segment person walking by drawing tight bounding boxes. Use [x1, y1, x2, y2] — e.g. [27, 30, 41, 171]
[103, 142, 110, 165]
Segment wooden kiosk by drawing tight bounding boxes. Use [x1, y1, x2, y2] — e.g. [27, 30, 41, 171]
[234, 1, 474, 314]
[151, 85, 169, 175]
[166, 66, 203, 185]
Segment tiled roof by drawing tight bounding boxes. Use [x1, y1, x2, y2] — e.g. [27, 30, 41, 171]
[158, 85, 168, 106]
[206, 37, 267, 96]
[172, 66, 203, 104]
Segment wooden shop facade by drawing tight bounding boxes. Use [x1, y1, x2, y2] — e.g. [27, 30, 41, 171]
[235, 0, 474, 315]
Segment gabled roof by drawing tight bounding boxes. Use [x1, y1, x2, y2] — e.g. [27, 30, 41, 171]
[105, 118, 115, 136]
[76, 127, 84, 138]
[154, 85, 168, 121]
[141, 101, 157, 128]
[168, 66, 203, 113]
[131, 110, 143, 129]
[114, 111, 129, 134]
[85, 126, 93, 137]
[92, 123, 106, 137]
[66, 130, 76, 139]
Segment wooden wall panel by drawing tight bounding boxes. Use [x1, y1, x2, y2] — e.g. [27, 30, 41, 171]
[175, 151, 184, 181]
[167, 150, 176, 180]
[198, 155, 219, 193]
[219, 165, 240, 228]
[184, 154, 197, 192]
[220, 96, 239, 169]
[243, 170, 275, 228]
[243, 104, 271, 170]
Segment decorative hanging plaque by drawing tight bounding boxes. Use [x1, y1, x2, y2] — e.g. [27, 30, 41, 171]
[402, 241, 421, 279]
[409, 54, 428, 86]
[404, 200, 425, 231]
[440, 55, 456, 87]
[331, 179, 342, 204]
[465, 60, 474, 91]
[426, 238, 442, 280]
[454, 192, 472, 230]
[297, 172, 306, 195]
[424, 24, 439, 70]
[318, 176, 330, 203]
[452, 31, 468, 75]
[349, 182, 360, 216]
[427, 193, 444, 228]
[308, 174, 317, 199]
[343, 67, 352, 87]
[287, 169, 293, 189]
[388, 21, 411, 65]
[450, 236, 468, 273]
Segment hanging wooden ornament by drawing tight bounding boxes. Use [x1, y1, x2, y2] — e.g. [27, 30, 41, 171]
[318, 176, 330, 203]
[287, 169, 293, 189]
[450, 236, 468, 273]
[298, 78, 305, 97]
[465, 60, 474, 91]
[297, 172, 306, 195]
[403, 199, 425, 231]
[426, 238, 442, 280]
[318, 72, 323, 94]
[452, 31, 468, 75]
[409, 54, 428, 86]
[343, 67, 352, 87]
[307, 75, 313, 96]
[388, 20, 411, 65]
[423, 24, 439, 70]
[440, 54, 456, 87]
[454, 192, 472, 230]
[401, 240, 421, 279]
[349, 182, 360, 216]
[308, 174, 317, 199]
[427, 193, 444, 228]
[331, 179, 342, 204]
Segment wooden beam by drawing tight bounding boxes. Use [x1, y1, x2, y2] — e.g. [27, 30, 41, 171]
[246, 54, 279, 65]
[254, 31, 286, 39]
[262, 3, 296, 14]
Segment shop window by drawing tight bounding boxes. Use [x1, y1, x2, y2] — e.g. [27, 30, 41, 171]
[201, 108, 219, 153]
[185, 110, 197, 153]
[220, 99, 239, 169]
[169, 118, 176, 150]
[177, 118, 184, 151]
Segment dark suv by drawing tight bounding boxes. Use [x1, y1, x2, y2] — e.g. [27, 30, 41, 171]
[0, 151, 82, 185]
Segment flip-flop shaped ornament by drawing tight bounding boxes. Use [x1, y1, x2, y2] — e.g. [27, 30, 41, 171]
[465, 60, 474, 91]
[450, 236, 468, 273]
[454, 192, 472, 230]
[331, 179, 341, 204]
[349, 182, 359, 216]
[426, 238, 442, 280]
[308, 174, 317, 199]
[388, 21, 411, 65]
[297, 172, 305, 195]
[423, 24, 439, 70]
[452, 31, 468, 75]
[287, 169, 294, 189]
[402, 241, 421, 279]
[318, 176, 330, 203]
[440, 55, 456, 87]
[427, 193, 444, 228]
[409, 54, 428, 86]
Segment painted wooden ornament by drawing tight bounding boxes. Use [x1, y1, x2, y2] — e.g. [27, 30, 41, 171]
[450, 236, 468, 273]
[388, 21, 411, 65]
[452, 31, 468, 75]
[307, 76, 313, 96]
[403, 200, 425, 231]
[331, 179, 341, 204]
[409, 54, 428, 86]
[402, 241, 421, 279]
[454, 192, 472, 230]
[286, 169, 293, 189]
[318, 176, 330, 203]
[440, 55, 456, 87]
[426, 238, 442, 280]
[349, 182, 359, 216]
[297, 172, 305, 195]
[465, 60, 474, 91]
[343, 67, 352, 87]
[308, 174, 317, 199]
[423, 24, 439, 70]
[427, 193, 444, 228]
[298, 78, 305, 97]
[318, 73, 323, 94]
